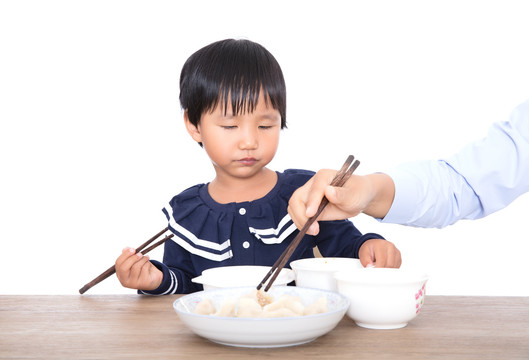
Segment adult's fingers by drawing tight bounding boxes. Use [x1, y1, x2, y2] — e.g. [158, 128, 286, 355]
[305, 169, 338, 218]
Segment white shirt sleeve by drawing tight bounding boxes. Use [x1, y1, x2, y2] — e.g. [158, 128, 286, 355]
[381, 99, 529, 228]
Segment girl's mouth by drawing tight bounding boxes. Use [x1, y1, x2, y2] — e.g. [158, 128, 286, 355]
[238, 157, 257, 166]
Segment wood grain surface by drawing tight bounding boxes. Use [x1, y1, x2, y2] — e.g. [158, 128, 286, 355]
[1, 295, 528, 359]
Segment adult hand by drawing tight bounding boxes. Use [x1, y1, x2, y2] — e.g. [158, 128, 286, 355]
[288, 170, 395, 235]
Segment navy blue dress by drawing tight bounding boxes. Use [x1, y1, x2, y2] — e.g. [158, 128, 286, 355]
[141, 169, 384, 295]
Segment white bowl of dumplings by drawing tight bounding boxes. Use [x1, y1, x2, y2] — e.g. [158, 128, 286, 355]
[173, 286, 349, 348]
[192, 265, 295, 290]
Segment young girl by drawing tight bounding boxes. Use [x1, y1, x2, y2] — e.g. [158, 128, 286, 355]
[115, 39, 402, 295]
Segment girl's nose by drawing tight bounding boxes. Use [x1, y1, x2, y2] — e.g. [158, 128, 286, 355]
[239, 126, 258, 149]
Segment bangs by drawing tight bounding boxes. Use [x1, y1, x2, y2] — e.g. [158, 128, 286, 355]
[213, 81, 271, 117]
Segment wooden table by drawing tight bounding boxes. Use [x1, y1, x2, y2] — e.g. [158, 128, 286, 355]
[1, 295, 528, 359]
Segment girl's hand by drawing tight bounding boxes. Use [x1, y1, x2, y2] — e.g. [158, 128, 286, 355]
[358, 239, 402, 268]
[115, 247, 163, 291]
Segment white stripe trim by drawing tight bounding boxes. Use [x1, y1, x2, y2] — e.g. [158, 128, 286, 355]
[160, 270, 177, 295]
[165, 205, 231, 251]
[139, 269, 177, 295]
[258, 223, 298, 244]
[172, 236, 233, 262]
[248, 213, 292, 236]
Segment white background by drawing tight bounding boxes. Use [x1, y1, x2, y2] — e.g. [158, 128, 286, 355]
[1, 0, 528, 296]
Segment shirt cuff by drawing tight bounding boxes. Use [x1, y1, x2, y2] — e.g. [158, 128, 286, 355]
[378, 167, 424, 225]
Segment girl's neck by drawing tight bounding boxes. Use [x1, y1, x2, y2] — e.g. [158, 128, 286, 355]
[208, 167, 277, 204]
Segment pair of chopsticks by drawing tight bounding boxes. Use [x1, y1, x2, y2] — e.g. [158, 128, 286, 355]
[257, 155, 360, 292]
[79, 227, 174, 294]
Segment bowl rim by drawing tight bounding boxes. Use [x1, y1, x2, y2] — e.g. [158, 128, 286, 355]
[191, 265, 295, 286]
[290, 257, 362, 272]
[334, 268, 429, 285]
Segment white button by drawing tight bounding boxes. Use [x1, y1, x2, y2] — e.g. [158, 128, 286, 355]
[243, 241, 250, 249]
[239, 208, 246, 215]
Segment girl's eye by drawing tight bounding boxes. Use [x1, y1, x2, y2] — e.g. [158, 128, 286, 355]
[222, 125, 237, 130]
[259, 125, 273, 130]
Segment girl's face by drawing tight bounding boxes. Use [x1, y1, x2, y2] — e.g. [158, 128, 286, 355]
[186, 93, 281, 182]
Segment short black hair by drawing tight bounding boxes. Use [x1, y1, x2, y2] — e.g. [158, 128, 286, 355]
[179, 39, 287, 129]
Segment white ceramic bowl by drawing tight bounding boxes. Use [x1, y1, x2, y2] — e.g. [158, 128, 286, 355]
[173, 286, 350, 348]
[191, 265, 295, 290]
[334, 268, 428, 329]
[290, 257, 364, 291]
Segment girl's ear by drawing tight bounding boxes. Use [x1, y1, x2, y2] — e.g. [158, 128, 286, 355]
[184, 110, 203, 143]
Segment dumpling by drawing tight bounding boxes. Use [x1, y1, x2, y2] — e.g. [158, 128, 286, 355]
[263, 295, 304, 315]
[236, 297, 263, 318]
[215, 298, 237, 317]
[303, 297, 328, 315]
[194, 298, 216, 315]
[241, 289, 273, 307]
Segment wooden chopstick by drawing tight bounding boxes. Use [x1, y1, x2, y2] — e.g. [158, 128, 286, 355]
[78, 227, 174, 294]
[257, 155, 360, 292]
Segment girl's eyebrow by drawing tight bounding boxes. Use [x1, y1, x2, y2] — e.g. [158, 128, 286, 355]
[217, 116, 236, 121]
[258, 112, 281, 121]
[216, 110, 235, 119]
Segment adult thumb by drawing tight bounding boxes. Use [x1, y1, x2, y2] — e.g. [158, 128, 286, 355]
[325, 185, 345, 205]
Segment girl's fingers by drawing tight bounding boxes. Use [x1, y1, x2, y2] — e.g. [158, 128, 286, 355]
[359, 239, 402, 269]
[374, 248, 388, 268]
[128, 254, 151, 280]
[115, 248, 147, 286]
[115, 247, 136, 267]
